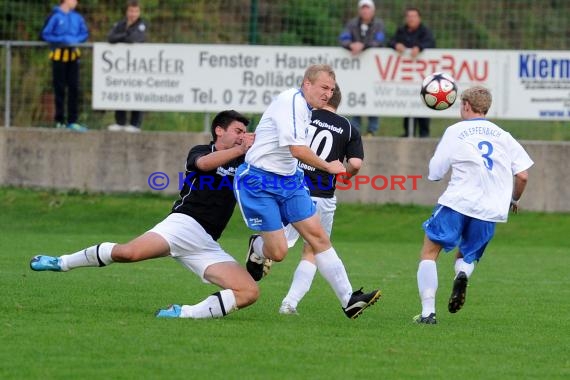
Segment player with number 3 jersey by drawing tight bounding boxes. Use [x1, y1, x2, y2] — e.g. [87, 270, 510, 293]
[414, 86, 534, 325]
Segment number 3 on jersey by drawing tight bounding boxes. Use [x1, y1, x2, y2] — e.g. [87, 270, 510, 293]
[306, 125, 333, 160]
[478, 140, 494, 170]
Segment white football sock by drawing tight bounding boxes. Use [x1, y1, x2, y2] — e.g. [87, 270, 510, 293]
[180, 289, 237, 319]
[417, 259, 438, 317]
[253, 235, 265, 259]
[454, 258, 475, 278]
[282, 259, 317, 308]
[60, 243, 116, 271]
[314, 247, 352, 308]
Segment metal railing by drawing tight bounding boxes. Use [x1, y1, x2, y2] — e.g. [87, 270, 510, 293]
[1, 41, 94, 128]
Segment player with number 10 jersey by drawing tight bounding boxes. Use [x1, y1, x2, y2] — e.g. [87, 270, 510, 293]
[300, 109, 364, 198]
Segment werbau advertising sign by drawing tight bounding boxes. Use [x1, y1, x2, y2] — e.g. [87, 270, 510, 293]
[92, 43, 570, 120]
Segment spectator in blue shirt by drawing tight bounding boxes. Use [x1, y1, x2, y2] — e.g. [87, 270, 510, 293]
[41, 0, 89, 132]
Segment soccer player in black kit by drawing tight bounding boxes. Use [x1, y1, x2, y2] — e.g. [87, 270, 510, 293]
[30, 110, 259, 319]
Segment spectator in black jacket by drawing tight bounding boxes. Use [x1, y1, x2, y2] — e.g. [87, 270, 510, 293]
[107, 0, 147, 133]
[389, 7, 436, 138]
[339, 0, 385, 137]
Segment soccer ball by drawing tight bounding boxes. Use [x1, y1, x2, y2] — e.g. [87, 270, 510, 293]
[420, 72, 457, 110]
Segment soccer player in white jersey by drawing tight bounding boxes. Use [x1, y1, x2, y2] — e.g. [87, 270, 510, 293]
[414, 86, 534, 324]
[234, 64, 380, 319]
[30, 110, 260, 319]
[257, 84, 365, 315]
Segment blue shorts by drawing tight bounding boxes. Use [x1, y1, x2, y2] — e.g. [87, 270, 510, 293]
[233, 164, 316, 232]
[422, 205, 496, 264]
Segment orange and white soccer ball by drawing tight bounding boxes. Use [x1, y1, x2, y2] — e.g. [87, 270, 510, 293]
[420, 72, 458, 110]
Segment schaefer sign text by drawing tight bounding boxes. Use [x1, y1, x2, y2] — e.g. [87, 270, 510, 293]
[92, 43, 570, 120]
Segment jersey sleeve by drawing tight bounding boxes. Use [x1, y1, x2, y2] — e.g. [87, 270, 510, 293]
[346, 125, 364, 160]
[507, 134, 534, 174]
[428, 129, 454, 181]
[275, 91, 310, 147]
[185, 145, 211, 171]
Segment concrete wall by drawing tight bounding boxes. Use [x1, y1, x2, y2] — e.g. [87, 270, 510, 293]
[1, 128, 568, 212]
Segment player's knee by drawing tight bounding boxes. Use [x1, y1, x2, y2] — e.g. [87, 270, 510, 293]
[112, 244, 142, 262]
[271, 244, 288, 262]
[237, 282, 260, 307]
[307, 234, 331, 253]
[263, 240, 288, 262]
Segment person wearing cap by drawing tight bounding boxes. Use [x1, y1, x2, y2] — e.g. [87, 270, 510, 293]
[339, 0, 385, 137]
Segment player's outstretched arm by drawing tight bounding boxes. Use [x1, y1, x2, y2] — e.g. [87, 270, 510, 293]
[289, 145, 345, 174]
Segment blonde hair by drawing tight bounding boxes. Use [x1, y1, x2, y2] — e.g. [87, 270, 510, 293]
[303, 64, 336, 84]
[461, 86, 492, 115]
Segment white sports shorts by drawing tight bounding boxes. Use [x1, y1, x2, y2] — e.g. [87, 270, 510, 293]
[284, 196, 337, 248]
[149, 213, 237, 283]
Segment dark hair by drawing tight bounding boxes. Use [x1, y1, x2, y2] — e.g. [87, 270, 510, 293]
[327, 83, 342, 109]
[125, 0, 140, 12]
[211, 110, 249, 141]
[405, 6, 421, 17]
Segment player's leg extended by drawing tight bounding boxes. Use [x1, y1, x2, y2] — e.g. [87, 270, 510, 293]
[415, 235, 442, 324]
[293, 215, 381, 319]
[163, 262, 259, 319]
[30, 232, 170, 272]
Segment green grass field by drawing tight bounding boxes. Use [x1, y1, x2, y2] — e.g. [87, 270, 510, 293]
[1, 188, 569, 379]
